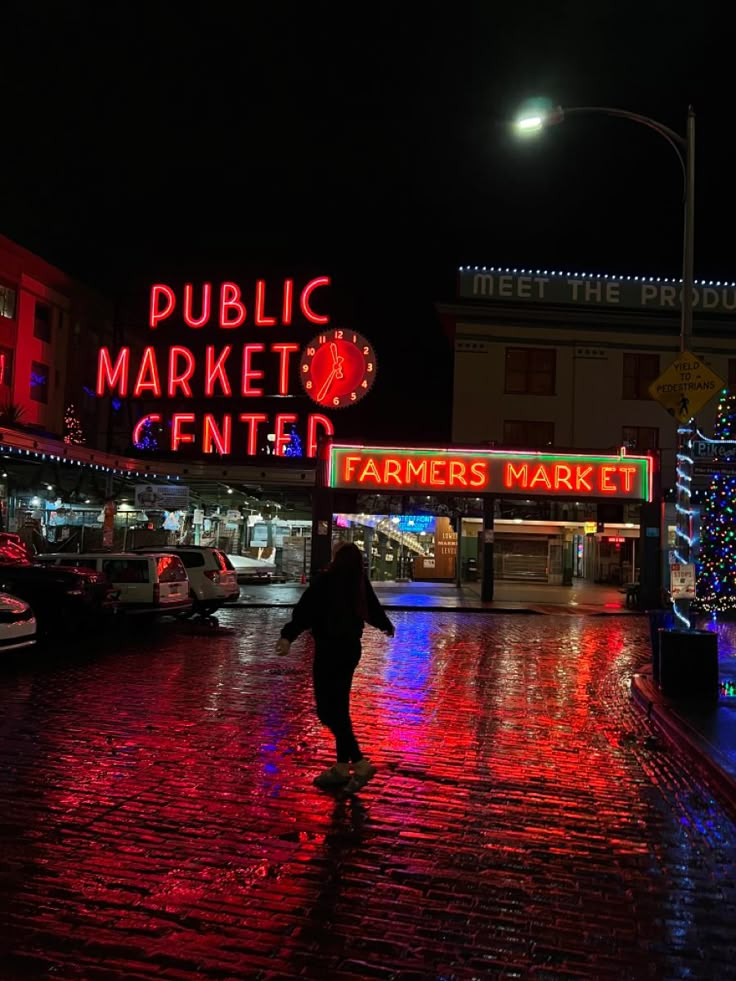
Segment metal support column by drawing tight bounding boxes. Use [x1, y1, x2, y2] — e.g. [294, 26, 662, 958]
[481, 496, 495, 602]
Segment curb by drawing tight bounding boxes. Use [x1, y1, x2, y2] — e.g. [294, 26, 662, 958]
[631, 667, 736, 814]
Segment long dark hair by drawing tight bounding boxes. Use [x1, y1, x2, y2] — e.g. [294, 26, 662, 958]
[328, 543, 368, 619]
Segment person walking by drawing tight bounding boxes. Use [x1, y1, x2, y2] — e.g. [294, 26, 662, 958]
[275, 542, 395, 793]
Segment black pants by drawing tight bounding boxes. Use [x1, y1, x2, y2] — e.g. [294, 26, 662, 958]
[313, 638, 363, 764]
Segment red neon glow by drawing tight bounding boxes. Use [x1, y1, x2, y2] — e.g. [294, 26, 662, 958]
[205, 346, 233, 397]
[219, 282, 247, 328]
[242, 344, 265, 396]
[308, 414, 334, 458]
[301, 331, 376, 408]
[329, 448, 651, 499]
[149, 285, 176, 328]
[239, 413, 268, 456]
[254, 280, 277, 326]
[132, 414, 161, 445]
[275, 414, 298, 456]
[97, 346, 130, 396]
[300, 277, 331, 324]
[172, 413, 197, 449]
[168, 346, 196, 397]
[0, 353, 5, 385]
[607, 536, 626, 543]
[282, 279, 294, 325]
[619, 466, 636, 492]
[272, 343, 299, 395]
[203, 414, 232, 454]
[132, 347, 162, 398]
[183, 283, 212, 328]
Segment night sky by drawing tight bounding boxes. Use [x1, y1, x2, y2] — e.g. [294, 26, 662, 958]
[1, 3, 729, 442]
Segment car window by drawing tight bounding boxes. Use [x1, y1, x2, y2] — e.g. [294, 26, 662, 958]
[157, 555, 188, 582]
[178, 551, 205, 568]
[103, 559, 150, 583]
[214, 550, 234, 571]
[58, 558, 98, 570]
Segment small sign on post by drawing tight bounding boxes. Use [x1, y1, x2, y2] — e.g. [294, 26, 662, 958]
[670, 562, 696, 599]
[648, 351, 724, 422]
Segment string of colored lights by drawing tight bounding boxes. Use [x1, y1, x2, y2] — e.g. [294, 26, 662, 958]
[697, 390, 736, 615]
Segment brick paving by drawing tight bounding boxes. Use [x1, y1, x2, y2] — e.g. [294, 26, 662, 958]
[1, 611, 736, 979]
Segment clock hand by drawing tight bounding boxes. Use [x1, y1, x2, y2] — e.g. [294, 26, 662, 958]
[330, 342, 345, 379]
[317, 367, 339, 403]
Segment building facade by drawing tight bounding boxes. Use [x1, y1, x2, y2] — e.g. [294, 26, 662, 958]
[436, 265, 736, 587]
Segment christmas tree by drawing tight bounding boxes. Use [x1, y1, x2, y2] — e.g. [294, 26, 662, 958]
[63, 404, 86, 445]
[134, 418, 158, 451]
[696, 388, 736, 612]
[283, 424, 303, 457]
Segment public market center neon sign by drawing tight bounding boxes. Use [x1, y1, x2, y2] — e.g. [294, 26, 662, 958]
[329, 445, 653, 500]
[95, 277, 374, 458]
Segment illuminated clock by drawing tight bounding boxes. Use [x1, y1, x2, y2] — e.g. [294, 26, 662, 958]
[300, 329, 377, 408]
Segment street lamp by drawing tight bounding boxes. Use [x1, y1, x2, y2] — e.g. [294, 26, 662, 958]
[515, 102, 696, 627]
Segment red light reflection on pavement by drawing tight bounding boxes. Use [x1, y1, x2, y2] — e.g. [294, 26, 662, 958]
[1, 612, 736, 979]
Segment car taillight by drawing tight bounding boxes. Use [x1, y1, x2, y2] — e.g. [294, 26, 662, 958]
[204, 570, 221, 583]
[153, 583, 160, 604]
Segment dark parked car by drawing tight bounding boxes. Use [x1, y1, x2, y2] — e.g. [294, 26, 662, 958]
[0, 561, 119, 639]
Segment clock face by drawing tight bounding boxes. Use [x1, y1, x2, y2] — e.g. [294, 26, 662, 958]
[300, 329, 377, 408]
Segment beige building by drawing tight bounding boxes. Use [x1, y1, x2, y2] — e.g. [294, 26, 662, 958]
[438, 265, 736, 586]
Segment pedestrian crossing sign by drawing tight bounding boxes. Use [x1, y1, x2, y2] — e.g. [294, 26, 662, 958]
[648, 351, 724, 422]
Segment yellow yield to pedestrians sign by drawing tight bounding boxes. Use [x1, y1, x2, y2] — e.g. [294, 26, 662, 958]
[648, 351, 725, 422]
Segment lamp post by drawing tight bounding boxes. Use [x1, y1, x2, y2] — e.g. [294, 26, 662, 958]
[516, 104, 696, 627]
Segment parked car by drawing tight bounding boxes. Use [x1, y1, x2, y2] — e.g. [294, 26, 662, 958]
[132, 546, 239, 616]
[0, 591, 37, 653]
[37, 552, 192, 617]
[0, 563, 118, 639]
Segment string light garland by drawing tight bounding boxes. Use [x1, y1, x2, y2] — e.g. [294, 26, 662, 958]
[457, 265, 736, 288]
[63, 404, 86, 446]
[696, 390, 736, 614]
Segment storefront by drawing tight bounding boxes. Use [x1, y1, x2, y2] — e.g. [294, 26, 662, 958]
[311, 441, 661, 603]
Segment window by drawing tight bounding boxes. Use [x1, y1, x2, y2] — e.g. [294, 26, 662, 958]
[30, 361, 49, 403]
[0, 346, 13, 387]
[503, 420, 555, 448]
[622, 426, 659, 450]
[33, 302, 51, 342]
[505, 347, 556, 395]
[103, 559, 150, 583]
[622, 353, 659, 399]
[0, 285, 16, 320]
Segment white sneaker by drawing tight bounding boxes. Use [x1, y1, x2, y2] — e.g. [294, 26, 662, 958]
[345, 758, 377, 794]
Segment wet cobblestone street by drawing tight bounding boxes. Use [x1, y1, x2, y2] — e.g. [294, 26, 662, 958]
[2, 610, 736, 980]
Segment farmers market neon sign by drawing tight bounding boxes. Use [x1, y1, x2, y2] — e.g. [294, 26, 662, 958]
[328, 445, 653, 500]
[95, 278, 375, 458]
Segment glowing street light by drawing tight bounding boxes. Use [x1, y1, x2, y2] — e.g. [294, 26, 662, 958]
[513, 100, 696, 629]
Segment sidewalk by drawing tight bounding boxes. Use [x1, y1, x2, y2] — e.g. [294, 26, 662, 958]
[632, 618, 736, 809]
[235, 578, 635, 614]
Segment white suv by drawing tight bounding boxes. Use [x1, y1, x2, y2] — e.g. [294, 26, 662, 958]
[133, 547, 239, 616]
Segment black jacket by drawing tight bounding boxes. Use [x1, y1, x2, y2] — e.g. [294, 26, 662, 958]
[280, 572, 393, 643]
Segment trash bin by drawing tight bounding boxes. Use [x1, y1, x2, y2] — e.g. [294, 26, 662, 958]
[659, 629, 719, 701]
[648, 609, 673, 684]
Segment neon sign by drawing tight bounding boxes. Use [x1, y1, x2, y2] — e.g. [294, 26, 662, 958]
[329, 445, 653, 501]
[95, 278, 376, 458]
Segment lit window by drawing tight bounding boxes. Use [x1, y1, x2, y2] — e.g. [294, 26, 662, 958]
[30, 361, 49, 403]
[0, 285, 16, 319]
[0, 347, 13, 386]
